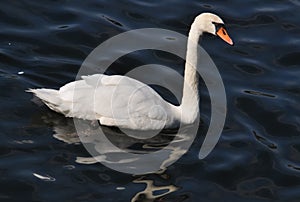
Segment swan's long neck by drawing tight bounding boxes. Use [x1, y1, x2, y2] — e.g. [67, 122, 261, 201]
[180, 21, 202, 124]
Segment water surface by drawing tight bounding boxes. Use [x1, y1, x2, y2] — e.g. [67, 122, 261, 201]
[0, 0, 300, 201]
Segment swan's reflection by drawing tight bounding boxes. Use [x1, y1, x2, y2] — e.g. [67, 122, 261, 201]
[46, 110, 197, 174]
[42, 112, 184, 200]
[132, 177, 178, 202]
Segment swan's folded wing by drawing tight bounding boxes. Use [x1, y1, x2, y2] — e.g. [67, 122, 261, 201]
[49, 74, 175, 130]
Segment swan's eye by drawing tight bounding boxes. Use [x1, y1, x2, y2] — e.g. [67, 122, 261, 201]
[212, 22, 225, 33]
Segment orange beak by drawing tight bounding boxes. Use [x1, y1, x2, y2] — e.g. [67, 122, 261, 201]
[216, 27, 233, 45]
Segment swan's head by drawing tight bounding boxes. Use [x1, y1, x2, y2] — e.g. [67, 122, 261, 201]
[194, 12, 233, 45]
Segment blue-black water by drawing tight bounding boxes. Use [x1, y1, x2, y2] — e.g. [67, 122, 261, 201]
[1, 0, 300, 201]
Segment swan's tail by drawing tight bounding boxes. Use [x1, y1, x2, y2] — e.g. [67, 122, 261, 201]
[26, 88, 62, 113]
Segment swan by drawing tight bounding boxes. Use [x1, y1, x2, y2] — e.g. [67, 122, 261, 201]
[27, 13, 233, 132]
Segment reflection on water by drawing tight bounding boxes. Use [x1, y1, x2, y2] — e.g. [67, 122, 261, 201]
[48, 110, 194, 173]
[45, 111, 182, 201]
[132, 177, 178, 202]
[33, 173, 56, 182]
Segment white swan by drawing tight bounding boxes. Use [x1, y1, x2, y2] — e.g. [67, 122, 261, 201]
[27, 13, 233, 131]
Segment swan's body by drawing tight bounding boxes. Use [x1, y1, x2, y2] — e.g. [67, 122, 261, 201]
[28, 74, 180, 130]
[28, 13, 233, 131]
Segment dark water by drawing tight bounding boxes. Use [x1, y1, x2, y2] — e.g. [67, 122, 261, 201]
[1, 0, 300, 201]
